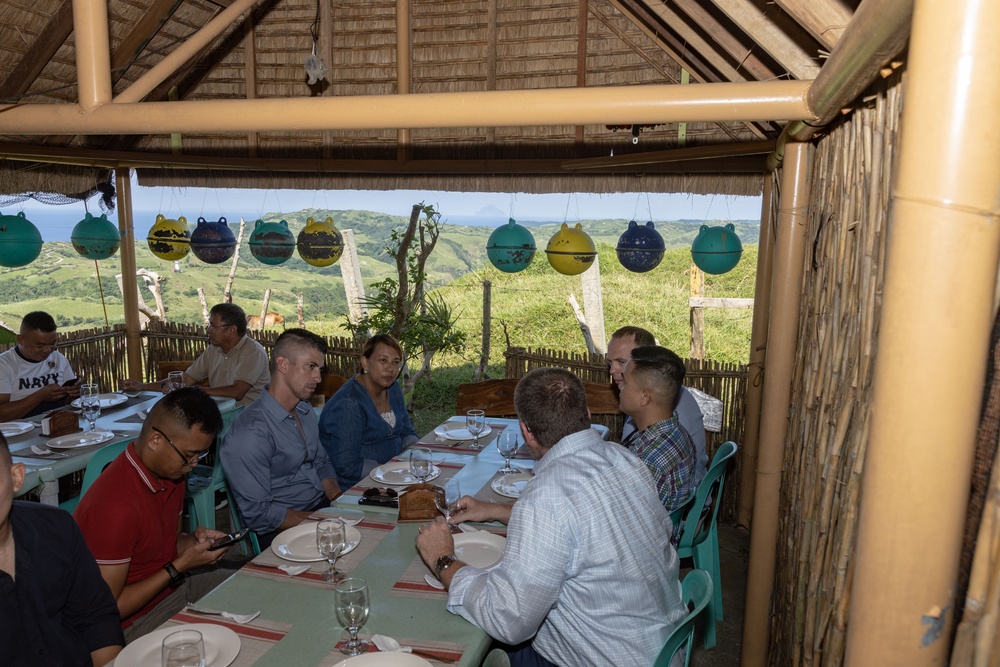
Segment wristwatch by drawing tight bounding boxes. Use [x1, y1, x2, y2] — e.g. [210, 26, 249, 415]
[163, 562, 186, 588]
[434, 555, 459, 579]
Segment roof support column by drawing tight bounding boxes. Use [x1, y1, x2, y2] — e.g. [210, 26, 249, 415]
[844, 0, 1000, 662]
[396, 0, 411, 162]
[114, 169, 143, 380]
[72, 0, 112, 111]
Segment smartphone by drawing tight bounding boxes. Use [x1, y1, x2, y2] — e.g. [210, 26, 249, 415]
[208, 528, 250, 551]
[62, 378, 79, 387]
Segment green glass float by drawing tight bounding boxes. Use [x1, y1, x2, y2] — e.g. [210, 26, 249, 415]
[545, 223, 597, 276]
[691, 223, 743, 275]
[616, 220, 665, 273]
[0, 211, 43, 268]
[70, 212, 120, 260]
[487, 218, 536, 273]
[297, 216, 344, 267]
[190, 217, 236, 264]
[248, 219, 295, 265]
[147, 214, 190, 261]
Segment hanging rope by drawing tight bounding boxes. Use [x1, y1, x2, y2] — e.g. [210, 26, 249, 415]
[94, 261, 110, 329]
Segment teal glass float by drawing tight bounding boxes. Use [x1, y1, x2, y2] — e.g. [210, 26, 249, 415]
[147, 215, 190, 261]
[0, 211, 43, 268]
[616, 220, 665, 273]
[70, 212, 120, 260]
[297, 216, 344, 267]
[487, 218, 536, 273]
[190, 217, 236, 264]
[249, 219, 295, 265]
[545, 223, 597, 276]
[691, 223, 743, 274]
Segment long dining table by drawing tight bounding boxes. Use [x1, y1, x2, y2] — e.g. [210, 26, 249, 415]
[142, 417, 610, 667]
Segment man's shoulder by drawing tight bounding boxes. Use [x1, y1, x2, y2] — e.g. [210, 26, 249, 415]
[13, 498, 75, 528]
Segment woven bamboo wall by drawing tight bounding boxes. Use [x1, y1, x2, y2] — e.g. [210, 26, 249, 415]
[0, 325, 129, 392]
[769, 70, 903, 666]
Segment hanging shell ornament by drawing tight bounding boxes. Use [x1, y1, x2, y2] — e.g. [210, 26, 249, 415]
[71, 212, 121, 260]
[249, 219, 296, 265]
[297, 216, 344, 267]
[190, 217, 237, 264]
[0, 211, 43, 268]
[487, 218, 536, 273]
[616, 220, 665, 273]
[147, 214, 191, 261]
[545, 223, 597, 276]
[691, 223, 743, 275]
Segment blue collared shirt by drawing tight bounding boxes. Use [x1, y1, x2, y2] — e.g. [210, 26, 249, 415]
[220, 387, 337, 533]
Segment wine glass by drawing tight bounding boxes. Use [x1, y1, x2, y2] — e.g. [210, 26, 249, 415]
[80, 383, 101, 433]
[335, 577, 371, 656]
[316, 518, 347, 583]
[434, 478, 461, 523]
[161, 629, 205, 667]
[167, 371, 185, 392]
[497, 429, 520, 475]
[466, 409, 486, 450]
[409, 447, 433, 483]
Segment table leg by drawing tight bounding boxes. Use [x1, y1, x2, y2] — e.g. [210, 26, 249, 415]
[38, 480, 60, 506]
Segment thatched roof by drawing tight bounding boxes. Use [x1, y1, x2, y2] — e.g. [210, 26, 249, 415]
[0, 0, 862, 199]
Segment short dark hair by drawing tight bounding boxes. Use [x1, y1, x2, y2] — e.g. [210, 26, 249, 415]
[0, 433, 10, 466]
[514, 367, 591, 449]
[271, 328, 328, 372]
[144, 386, 224, 439]
[210, 303, 248, 336]
[360, 334, 403, 369]
[21, 311, 56, 334]
[629, 345, 686, 409]
[610, 325, 656, 347]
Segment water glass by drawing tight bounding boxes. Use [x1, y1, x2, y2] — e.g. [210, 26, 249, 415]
[497, 430, 520, 475]
[316, 518, 346, 583]
[466, 409, 486, 450]
[336, 577, 371, 656]
[80, 383, 101, 432]
[167, 371, 185, 392]
[161, 629, 205, 667]
[409, 447, 433, 483]
[435, 478, 461, 522]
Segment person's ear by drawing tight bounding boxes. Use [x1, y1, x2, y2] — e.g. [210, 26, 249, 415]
[9, 463, 26, 495]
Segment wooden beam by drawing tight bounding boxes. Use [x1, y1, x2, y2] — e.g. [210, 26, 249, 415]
[110, 0, 185, 84]
[243, 17, 258, 158]
[486, 0, 497, 150]
[0, 0, 74, 102]
[772, 0, 853, 51]
[318, 0, 332, 158]
[707, 0, 821, 80]
[562, 139, 775, 169]
[575, 0, 588, 143]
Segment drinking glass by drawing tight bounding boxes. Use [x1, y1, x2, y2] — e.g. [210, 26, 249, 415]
[121, 378, 142, 398]
[434, 478, 461, 523]
[497, 430, 520, 475]
[167, 371, 185, 392]
[409, 447, 433, 483]
[161, 629, 205, 667]
[80, 383, 101, 433]
[335, 577, 371, 656]
[316, 518, 347, 583]
[466, 409, 486, 450]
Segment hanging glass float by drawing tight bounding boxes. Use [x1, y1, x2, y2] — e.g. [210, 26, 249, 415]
[190, 217, 236, 264]
[0, 211, 43, 268]
[487, 218, 536, 273]
[617, 220, 665, 273]
[297, 216, 344, 267]
[70, 212, 120, 260]
[147, 214, 191, 261]
[545, 223, 597, 276]
[691, 223, 743, 274]
[249, 219, 296, 265]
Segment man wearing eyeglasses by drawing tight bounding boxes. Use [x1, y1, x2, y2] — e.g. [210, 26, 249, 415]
[122, 304, 269, 407]
[73, 387, 231, 640]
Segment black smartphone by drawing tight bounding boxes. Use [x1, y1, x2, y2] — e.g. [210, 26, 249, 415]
[62, 378, 79, 387]
[208, 528, 250, 551]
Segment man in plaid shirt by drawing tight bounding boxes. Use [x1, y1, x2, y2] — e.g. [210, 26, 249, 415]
[618, 345, 698, 512]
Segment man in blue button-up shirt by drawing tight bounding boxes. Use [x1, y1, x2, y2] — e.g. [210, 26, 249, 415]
[221, 329, 342, 549]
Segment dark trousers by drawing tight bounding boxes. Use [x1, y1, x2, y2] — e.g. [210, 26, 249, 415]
[507, 643, 559, 667]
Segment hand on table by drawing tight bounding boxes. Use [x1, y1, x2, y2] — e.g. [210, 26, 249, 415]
[448, 495, 512, 525]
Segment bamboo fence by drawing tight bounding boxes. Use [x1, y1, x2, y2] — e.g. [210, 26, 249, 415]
[769, 70, 902, 666]
[0, 324, 129, 392]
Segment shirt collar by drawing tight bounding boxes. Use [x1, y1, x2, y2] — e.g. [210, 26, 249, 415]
[221, 334, 249, 358]
[534, 427, 604, 475]
[124, 441, 171, 494]
[259, 385, 310, 420]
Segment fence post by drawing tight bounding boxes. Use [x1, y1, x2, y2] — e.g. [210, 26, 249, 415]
[475, 280, 491, 381]
[581, 255, 606, 353]
[258, 289, 271, 331]
[690, 264, 705, 359]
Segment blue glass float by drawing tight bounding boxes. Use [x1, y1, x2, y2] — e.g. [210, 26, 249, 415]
[190, 217, 237, 264]
[487, 218, 536, 273]
[70, 212, 121, 260]
[545, 223, 597, 276]
[249, 219, 296, 265]
[691, 223, 743, 274]
[297, 216, 344, 267]
[0, 211, 43, 268]
[616, 220, 665, 273]
[147, 215, 190, 261]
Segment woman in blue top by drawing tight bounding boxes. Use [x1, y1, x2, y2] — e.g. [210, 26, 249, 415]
[319, 334, 419, 489]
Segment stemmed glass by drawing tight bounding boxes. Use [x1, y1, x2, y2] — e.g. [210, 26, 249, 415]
[167, 371, 185, 392]
[466, 409, 486, 450]
[409, 447, 433, 484]
[316, 518, 346, 583]
[335, 577, 371, 656]
[80, 383, 101, 433]
[161, 629, 205, 667]
[497, 430, 520, 475]
[434, 478, 461, 523]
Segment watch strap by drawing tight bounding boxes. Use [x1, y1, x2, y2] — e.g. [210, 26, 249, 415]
[163, 561, 185, 588]
[434, 555, 458, 579]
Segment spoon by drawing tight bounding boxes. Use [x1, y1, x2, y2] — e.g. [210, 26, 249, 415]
[30, 444, 67, 457]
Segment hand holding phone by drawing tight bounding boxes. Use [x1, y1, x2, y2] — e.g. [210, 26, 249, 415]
[208, 528, 250, 551]
[62, 378, 79, 387]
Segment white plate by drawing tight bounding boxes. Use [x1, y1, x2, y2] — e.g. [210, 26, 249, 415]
[271, 522, 362, 562]
[433, 422, 493, 441]
[0, 421, 35, 437]
[71, 393, 128, 409]
[369, 461, 441, 485]
[491, 472, 534, 499]
[454, 531, 507, 569]
[46, 429, 116, 449]
[113, 623, 240, 667]
[332, 654, 432, 667]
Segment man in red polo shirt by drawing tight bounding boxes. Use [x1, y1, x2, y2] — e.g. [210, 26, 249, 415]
[74, 387, 230, 640]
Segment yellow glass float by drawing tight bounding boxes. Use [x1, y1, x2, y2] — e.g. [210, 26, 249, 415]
[545, 223, 597, 276]
[296, 216, 344, 267]
[147, 215, 190, 261]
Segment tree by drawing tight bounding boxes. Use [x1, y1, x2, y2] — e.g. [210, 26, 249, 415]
[343, 203, 466, 394]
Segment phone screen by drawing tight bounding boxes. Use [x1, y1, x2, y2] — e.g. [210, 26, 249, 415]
[209, 529, 249, 551]
[62, 378, 79, 387]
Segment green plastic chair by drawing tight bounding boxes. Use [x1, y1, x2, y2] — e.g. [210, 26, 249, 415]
[481, 648, 511, 667]
[60, 439, 131, 513]
[674, 440, 739, 649]
[185, 406, 243, 532]
[653, 569, 714, 667]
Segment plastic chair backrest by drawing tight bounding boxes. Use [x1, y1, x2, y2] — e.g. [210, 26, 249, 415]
[60, 439, 131, 513]
[653, 569, 714, 667]
[676, 441, 738, 551]
[481, 647, 511, 667]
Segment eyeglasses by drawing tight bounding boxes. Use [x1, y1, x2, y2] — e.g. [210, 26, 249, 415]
[152, 426, 210, 465]
[206, 321, 233, 331]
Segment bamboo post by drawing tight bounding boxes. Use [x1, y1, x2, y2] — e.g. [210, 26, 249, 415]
[741, 141, 813, 667]
[297, 293, 304, 328]
[689, 264, 705, 359]
[396, 0, 411, 162]
[845, 0, 1000, 662]
[223, 217, 246, 304]
[581, 255, 606, 354]
[115, 169, 142, 379]
[475, 280, 491, 381]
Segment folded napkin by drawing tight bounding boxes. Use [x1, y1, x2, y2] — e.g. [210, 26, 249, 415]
[498, 480, 529, 497]
[372, 634, 413, 653]
[277, 564, 311, 576]
[423, 574, 445, 590]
